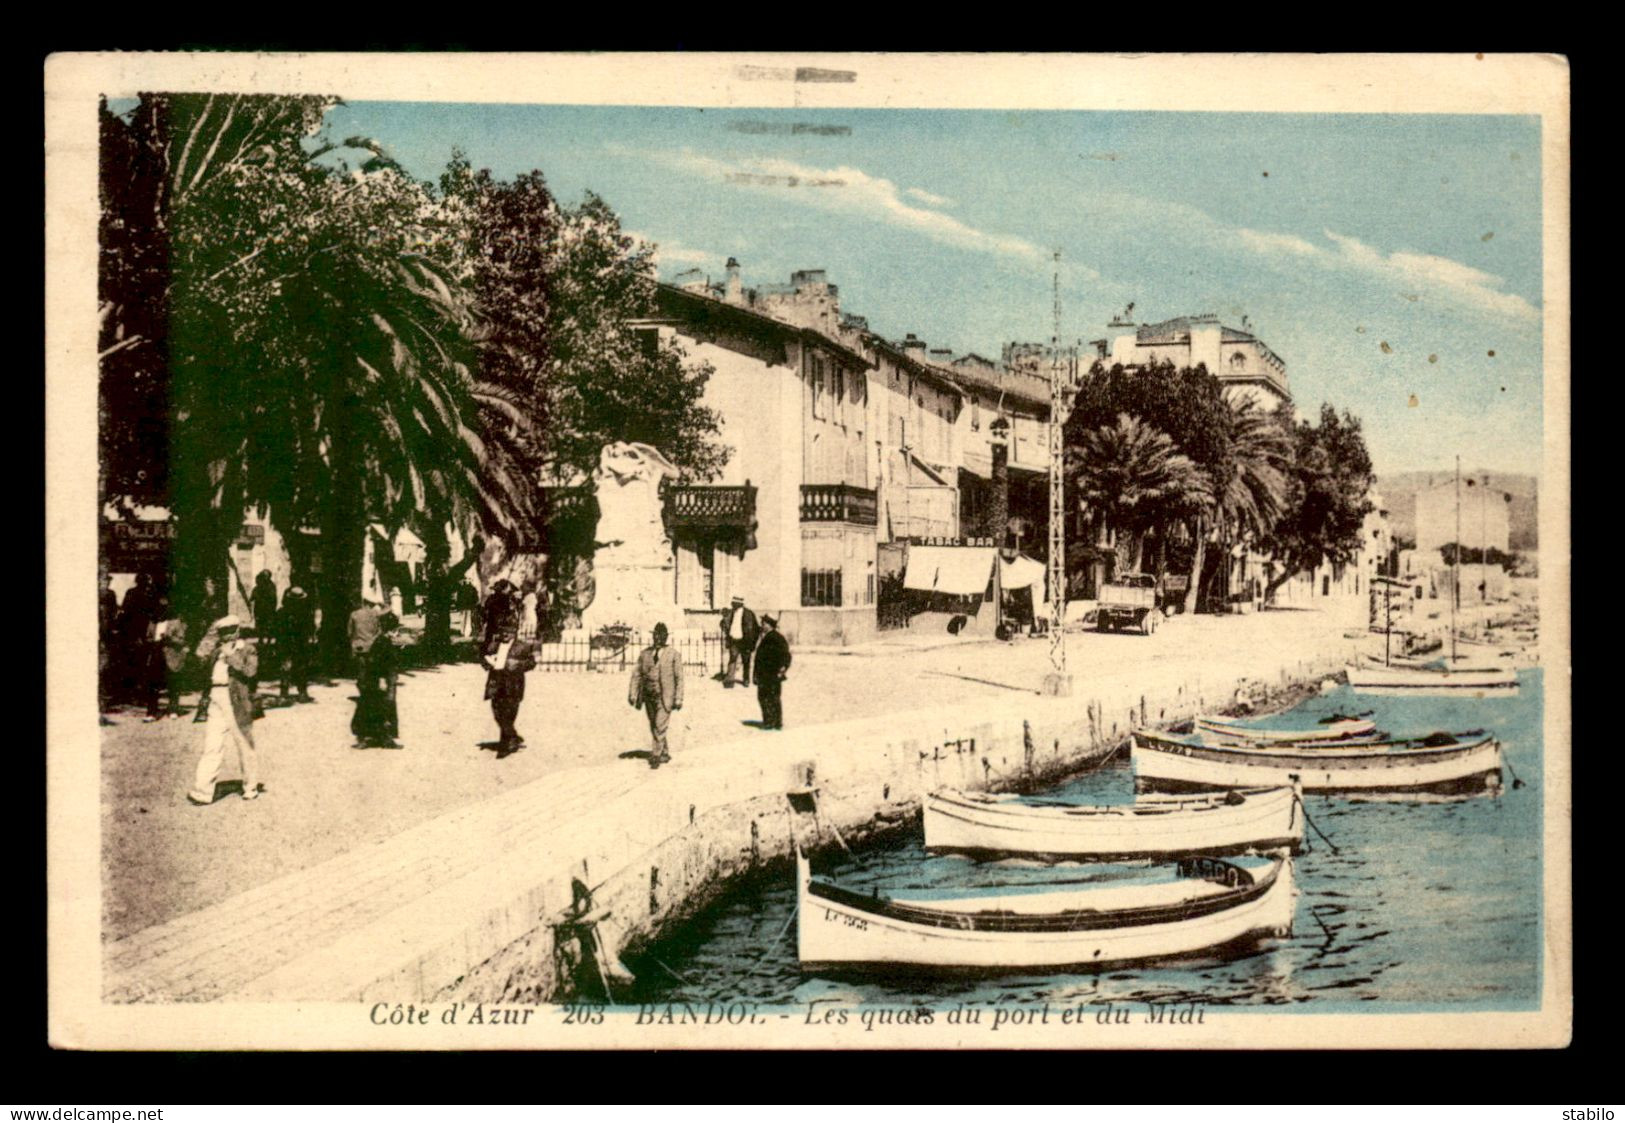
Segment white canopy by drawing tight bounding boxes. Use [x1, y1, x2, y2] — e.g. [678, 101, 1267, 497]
[999, 553, 1046, 591]
[904, 546, 997, 596]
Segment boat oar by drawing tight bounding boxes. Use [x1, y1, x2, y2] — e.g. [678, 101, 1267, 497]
[1296, 796, 1341, 855]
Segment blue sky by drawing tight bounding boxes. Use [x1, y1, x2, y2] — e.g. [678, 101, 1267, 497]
[326, 102, 1546, 479]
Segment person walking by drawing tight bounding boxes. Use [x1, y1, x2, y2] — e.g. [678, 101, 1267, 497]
[481, 582, 532, 757]
[277, 584, 316, 703]
[189, 575, 227, 722]
[157, 604, 190, 718]
[629, 623, 684, 769]
[751, 614, 791, 731]
[99, 575, 118, 710]
[116, 572, 161, 706]
[353, 611, 402, 748]
[720, 595, 760, 689]
[251, 570, 279, 674]
[347, 595, 385, 748]
[135, 593, 168, 722]
[186, 617, 263, 804]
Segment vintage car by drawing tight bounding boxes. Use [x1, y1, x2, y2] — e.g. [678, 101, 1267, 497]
[1097, 572, 1161, 634]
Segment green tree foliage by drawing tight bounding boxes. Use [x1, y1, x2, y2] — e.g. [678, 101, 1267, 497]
[1067, 413, 1211, 573]
[1064, 360, 1291, 609]
[1258, 404, 1376, 597]
[100, 102, 728, 662]
[440, 153, 728, 487]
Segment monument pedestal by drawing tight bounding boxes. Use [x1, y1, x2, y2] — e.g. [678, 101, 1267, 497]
[1041, 671, 1074, 697]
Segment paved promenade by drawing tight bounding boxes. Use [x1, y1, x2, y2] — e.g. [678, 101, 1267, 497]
[101, 602, 1368, 1001]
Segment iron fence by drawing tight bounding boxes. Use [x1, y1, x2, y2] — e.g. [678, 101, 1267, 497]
[530, 630, 725, 675]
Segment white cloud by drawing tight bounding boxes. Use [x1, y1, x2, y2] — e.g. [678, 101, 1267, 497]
[1321, 229, 1540, 323]
[904, 186, 954, 207]
[1234, 223, 1540, 325]
[1236, 228, 1319, 258]
[642, 147, 1053, 266]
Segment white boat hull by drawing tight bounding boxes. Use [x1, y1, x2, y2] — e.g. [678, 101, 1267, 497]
[797, 854, 1295, 974]
[1344, 664, 1518, 694]
[1132, 732, 1502, 795]
[924, 786, 1302, 859]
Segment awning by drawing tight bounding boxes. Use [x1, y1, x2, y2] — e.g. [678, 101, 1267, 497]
[999, 553, 1046, 591]
[960, 449, 1048, 480]
[904, 545, 996, 596]
[907, 453, 952, 486]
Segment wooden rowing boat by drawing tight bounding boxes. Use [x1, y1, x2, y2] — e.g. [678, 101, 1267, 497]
[1132, 727, 1502, 795]
[796, 851, 1295, 974]
[923, 785, 1302, 860]
[1195, 714, 1378, 744]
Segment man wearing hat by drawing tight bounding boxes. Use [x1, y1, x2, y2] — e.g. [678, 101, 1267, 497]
[751, 614, 792, 731]
[481, 580, 532, 755]
[347, 592, 388, 748]
[187, 616, 263, 804]
[720, 594, 760, 689]
[629, 622, 684, 769]
[277, 583, 315, 703]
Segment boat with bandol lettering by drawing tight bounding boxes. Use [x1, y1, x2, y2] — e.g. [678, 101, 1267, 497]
[796, 850, 1296, 975]
[1132, 727, 1502, 796]
[923, 784, 1303, 860]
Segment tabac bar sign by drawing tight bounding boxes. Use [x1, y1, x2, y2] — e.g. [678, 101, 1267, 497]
[908, 536, 995, 547]
[102, 519, 175, 567]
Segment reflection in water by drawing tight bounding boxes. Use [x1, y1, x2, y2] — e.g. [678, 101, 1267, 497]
[628, 669, 1543, 1012]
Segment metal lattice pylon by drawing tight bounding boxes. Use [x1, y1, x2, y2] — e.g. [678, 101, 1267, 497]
[1047, 252, 1074, 674]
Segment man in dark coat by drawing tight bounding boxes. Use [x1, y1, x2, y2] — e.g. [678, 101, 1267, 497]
[251, 570, 279, 674]
[481, 580, 531, 756]
[116, 573, 162, 707]
[720, 595, 760, 688]
[751, 614, 792, 731]
[347, 596, 385, 748]
[277, 584, 315, 702]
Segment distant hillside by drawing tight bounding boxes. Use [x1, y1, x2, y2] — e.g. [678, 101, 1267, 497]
[1378, 471, 1538, 551]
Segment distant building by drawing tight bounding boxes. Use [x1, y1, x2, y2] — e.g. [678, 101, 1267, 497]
[1414, 477, 1511, 554]
[1091, 312, 1291, 412]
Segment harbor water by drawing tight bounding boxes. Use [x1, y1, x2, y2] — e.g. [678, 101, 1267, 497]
[627, 668, 1545, 1012]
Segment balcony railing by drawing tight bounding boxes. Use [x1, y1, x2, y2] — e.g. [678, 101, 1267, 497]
[800, 483, 878, 526]
[664, 483, 757, 531]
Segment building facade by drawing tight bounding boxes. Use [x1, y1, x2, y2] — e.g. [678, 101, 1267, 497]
[647, 271, 881, 644]
[1091, 312, 1292, 413]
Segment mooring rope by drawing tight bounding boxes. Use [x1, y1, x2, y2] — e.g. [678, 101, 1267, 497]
[1503, 759, 1527, 790]
[746, 903, 799, 977]
[1296, 795, 1341, 854]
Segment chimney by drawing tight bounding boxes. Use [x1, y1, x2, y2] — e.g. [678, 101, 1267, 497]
[724, 257, 743, 305]
[902, 333, 927, 357]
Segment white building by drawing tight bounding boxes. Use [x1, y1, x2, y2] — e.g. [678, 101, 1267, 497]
[1414, 477, 1511, 554]
[1091, 312, 1292, 413]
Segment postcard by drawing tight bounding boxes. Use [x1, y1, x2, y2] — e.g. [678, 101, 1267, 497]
[47, 51, 1570, 1049]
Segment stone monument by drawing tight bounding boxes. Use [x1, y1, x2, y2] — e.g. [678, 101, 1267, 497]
[578, 441, 679, 637]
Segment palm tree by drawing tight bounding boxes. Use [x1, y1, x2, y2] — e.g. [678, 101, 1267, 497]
[1179, 396, 1291, 613]
[1069, 414, 1212, 577]
[104, 94, 544, 661]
